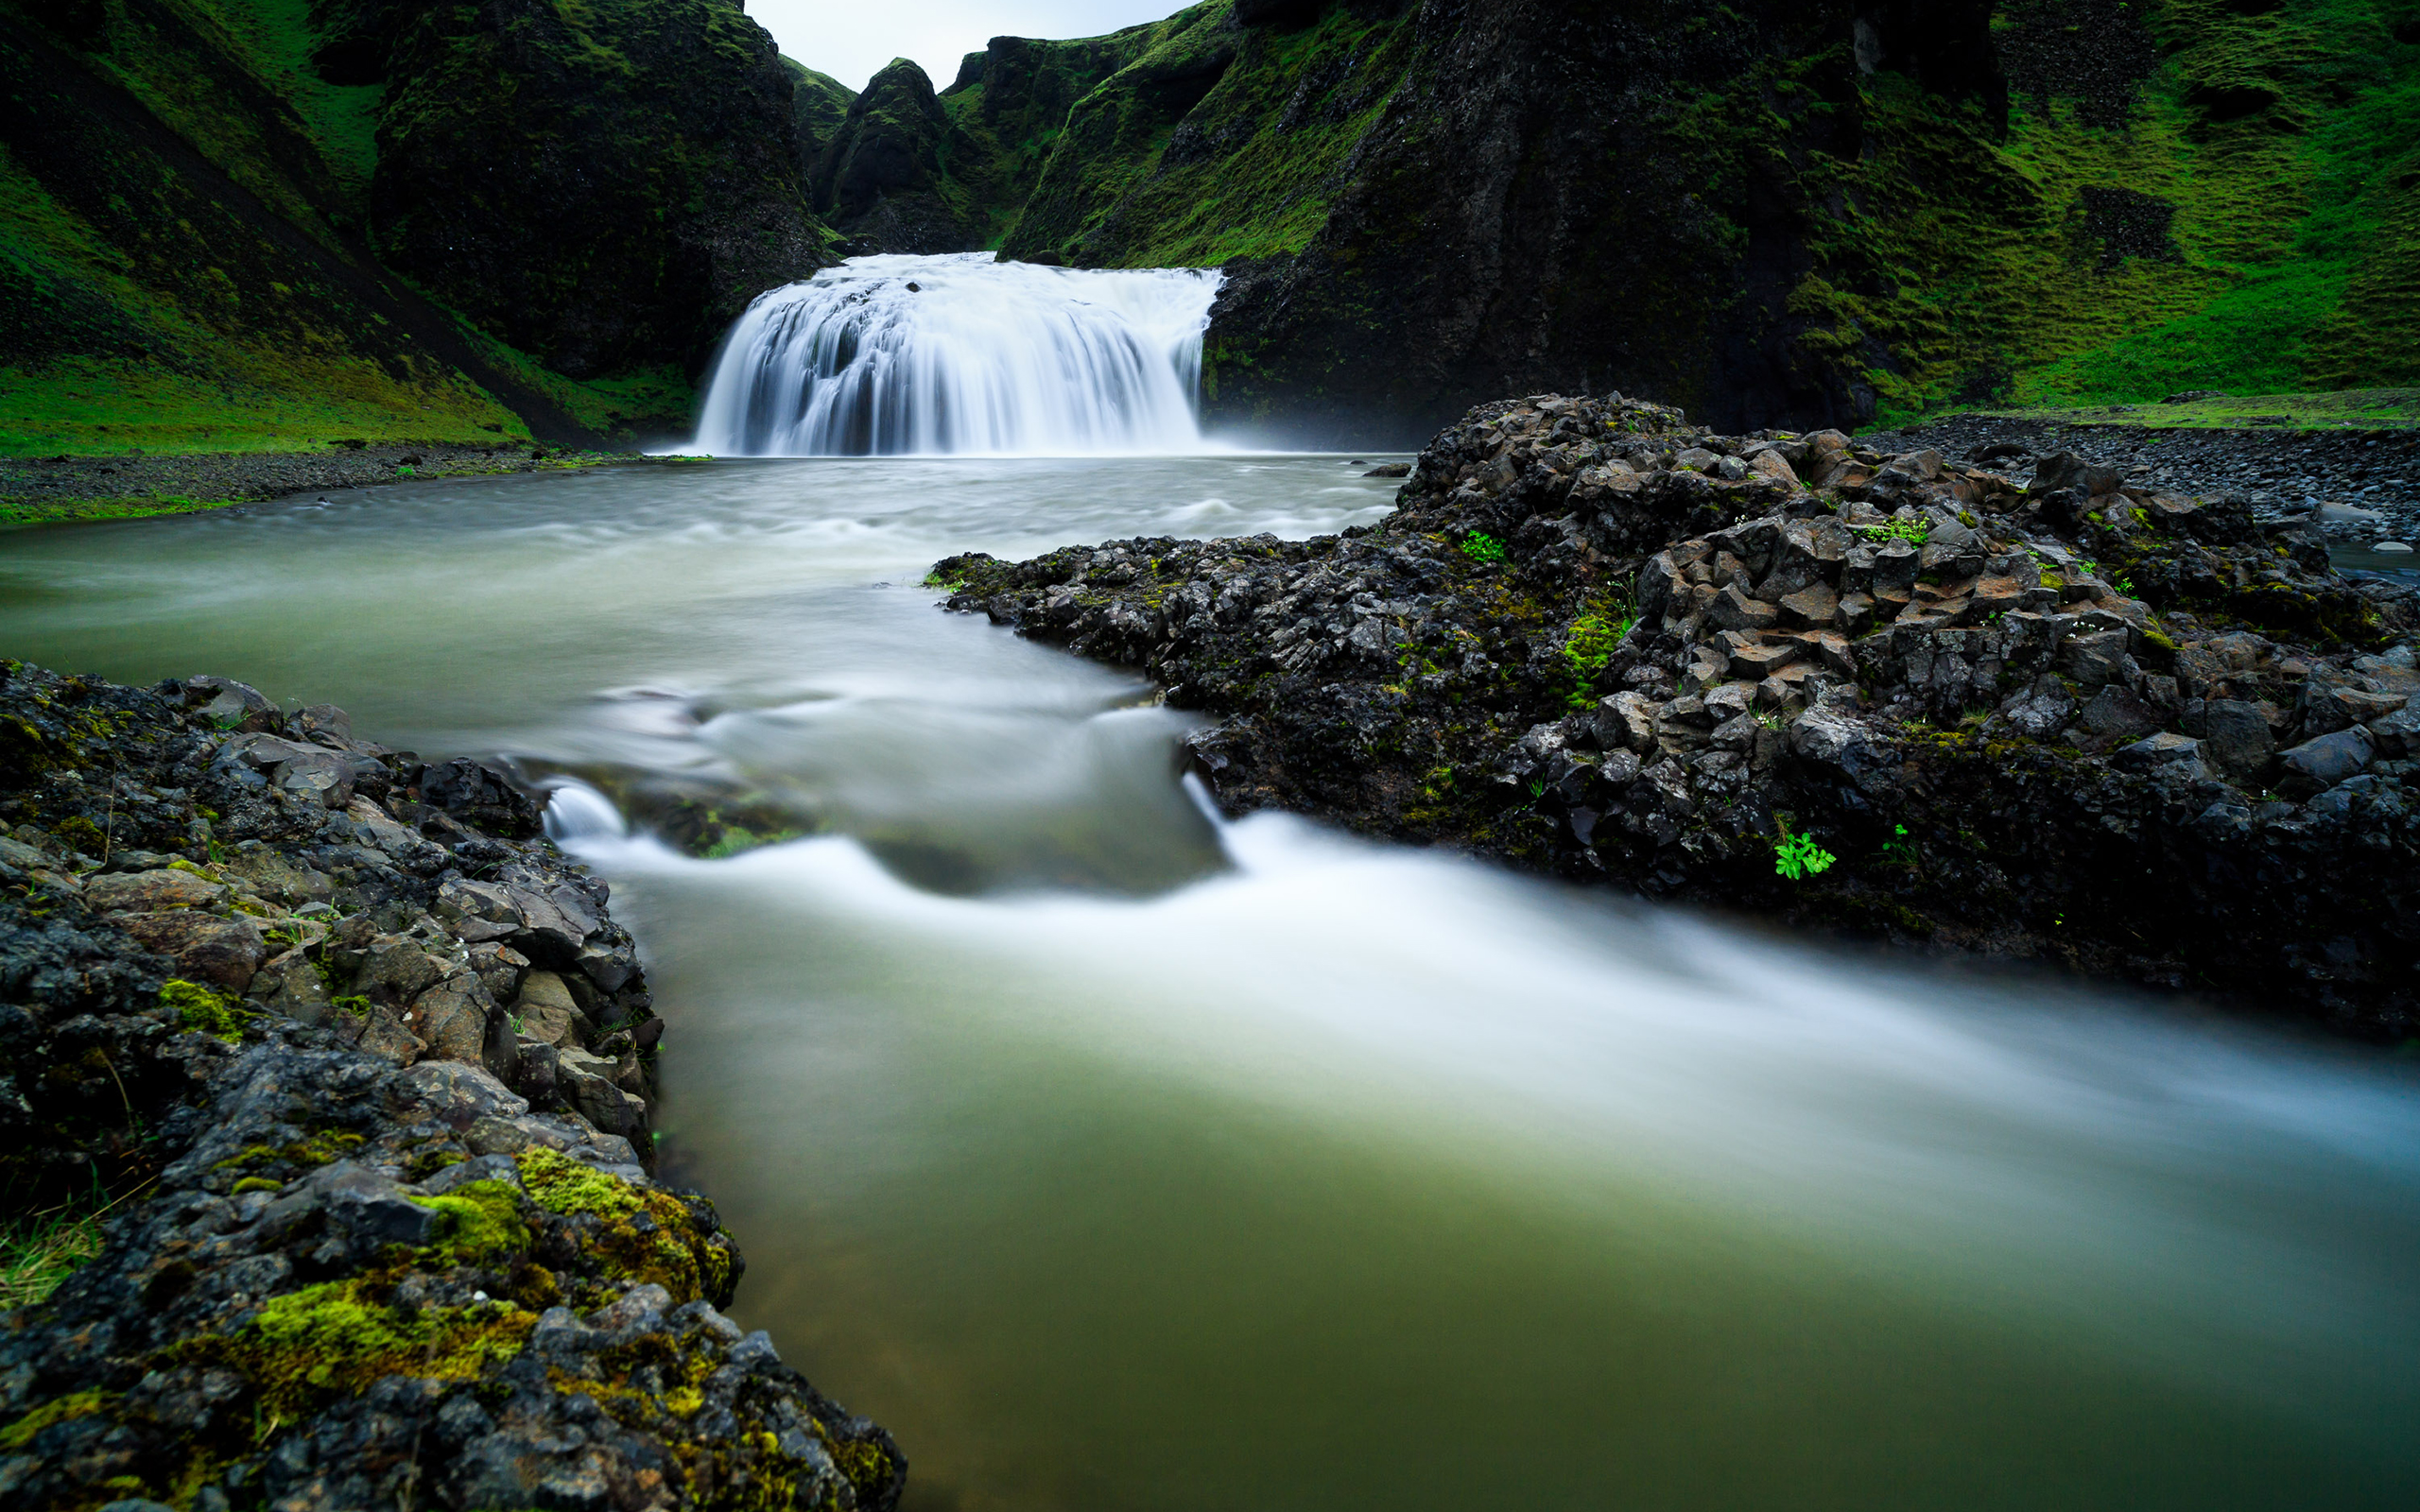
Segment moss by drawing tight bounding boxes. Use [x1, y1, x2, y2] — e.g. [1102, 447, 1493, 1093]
[163, 979, 252, 1042]
[229, 1177, 283, 1195]
[0, 1389, 112, 1451]
[514, 1148, 734, 1305]
[200, 1280, 537, 1418]
[410, 1179, 531, 1266]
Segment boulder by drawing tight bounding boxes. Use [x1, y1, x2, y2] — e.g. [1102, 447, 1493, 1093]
[2081, 685, 2160, 745]
[2201, 698, 2277, 782]
[182, 676, 277, 732]
[84, 868, 224, 913]
[2115, 731, 2203, 771]
[115, 911, 267, 990]
[2278, 728, 2373, 799]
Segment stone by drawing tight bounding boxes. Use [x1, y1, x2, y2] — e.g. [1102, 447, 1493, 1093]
[2201, 698, 2277, 782]
[1777, 582, 1840, 628]
[182, 676, 277, 732]
[2028, 450, 2121, 499]
[511, 970, 587, 1048]
[398, 1058, 530, 1125]
[293, 702, 354, 746]
[2115, 731, 2203, 770]
[1593, 692, 1660, 753]
[2057, 628, 2135, 688]
[1786, 628, 1857, 677]
[2081, 686, 2160, 745]
[2278, 728, 2373, 798]
[116, 911, 267, 990]
[1747, 449, 1799, 486]
[2000, 675, 2076, 739]
[1726, 637, 1803, 679]
[408, 973, 495, 1066]
[270, 749, 355, 809]
[2369, 703, 2420, 759]
[1708, 582, 1779, 632]
[216, 847, 336, 906]
[83, 868, 225, 913]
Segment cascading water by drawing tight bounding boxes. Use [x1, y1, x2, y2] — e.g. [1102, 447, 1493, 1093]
[693, 253, 1224, 456]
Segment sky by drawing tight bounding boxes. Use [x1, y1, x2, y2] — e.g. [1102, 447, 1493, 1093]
[749, 1, 1181, 93]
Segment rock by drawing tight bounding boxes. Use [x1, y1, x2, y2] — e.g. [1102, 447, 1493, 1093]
[182, 676, 277, 732]
[511, 970, 587, 1048]
[116, 911, 268, 990]
[1362, 462, 1410, 477]
[83, 867, 226, 913]
[292, 703, 354, 746]
[2116, 731, 2203, 770]
[407, 973, 496, 1066]
[270, 749, 355, 809]
[2201, 698, 2277, 782]
[1709, 583, 1780, 632]
[2278, 728, 2373, 798]
[2369, 703, 2420, 759]
[2081, 685, 2160, 745]
[2028, 450, 2121, 499]
[2057, 628, 2135, 688]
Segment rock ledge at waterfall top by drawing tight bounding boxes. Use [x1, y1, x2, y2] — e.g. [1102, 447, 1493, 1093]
[0, 662, 904, 1512]
[935, 395, 2420, 1040]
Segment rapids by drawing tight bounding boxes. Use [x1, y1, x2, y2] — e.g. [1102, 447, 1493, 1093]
[693, 255, 1222, 457]
[4, 456, 2416, 1509]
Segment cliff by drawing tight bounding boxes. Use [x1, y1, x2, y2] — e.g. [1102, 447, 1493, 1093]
[807, 0, 2420, 445]
[0, 0, 835, 454]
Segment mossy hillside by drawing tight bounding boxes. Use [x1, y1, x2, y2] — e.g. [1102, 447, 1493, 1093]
[785, 55, 858, 172]
[0, 3, 612, 453]
[1796, 0, 2420, 427]
[935, 31, 1170, 247]
[1003, 0, 1424, 267]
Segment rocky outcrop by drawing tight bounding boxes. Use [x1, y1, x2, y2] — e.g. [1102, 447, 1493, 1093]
[376, 0, 833, 379]
[0, 662, 903, 1511]
[808, 59, 978, 254]
[934, 392, 2420, 1039]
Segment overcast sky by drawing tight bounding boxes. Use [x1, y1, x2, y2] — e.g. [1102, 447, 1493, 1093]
[750, 1, 1180, 92]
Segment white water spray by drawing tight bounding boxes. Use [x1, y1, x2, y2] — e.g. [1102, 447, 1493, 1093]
[694, 253, 1224, 456]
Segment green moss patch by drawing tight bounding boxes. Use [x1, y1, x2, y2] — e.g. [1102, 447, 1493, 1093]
[515, 1148, 733, 1305]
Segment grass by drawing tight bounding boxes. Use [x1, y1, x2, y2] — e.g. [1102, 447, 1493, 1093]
[1901, 387, 2420, 433]
[0, 1208, 104, 1313]
[1820, 0, 2420, 427]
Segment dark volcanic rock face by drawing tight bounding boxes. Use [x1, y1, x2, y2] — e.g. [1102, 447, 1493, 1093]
[373, 0, 833, 378]
[934, 392, 2420, 1040]
[0, 662, 903, 1511]
[810, 58, 980, 253]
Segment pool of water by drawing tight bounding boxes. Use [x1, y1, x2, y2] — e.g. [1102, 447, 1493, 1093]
[5, 456, 2417, 1511]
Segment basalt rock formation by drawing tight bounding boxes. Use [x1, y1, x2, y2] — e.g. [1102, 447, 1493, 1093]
[934, 392, 2420, 1039]
[0, 662, 905, 1511]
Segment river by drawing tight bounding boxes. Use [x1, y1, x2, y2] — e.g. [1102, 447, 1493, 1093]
[4, 452, 2417, 1510]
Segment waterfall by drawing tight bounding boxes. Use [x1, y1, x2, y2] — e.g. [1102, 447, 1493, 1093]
[693, 253, 1225, 456]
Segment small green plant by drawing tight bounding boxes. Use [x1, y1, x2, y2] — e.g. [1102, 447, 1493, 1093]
[1461, 531, 1506, 563]
[922, 570, 967, 591]
[1772, 821, 1837, 881]
[1879, 823, 1917, 866]
[1559, 604, 1633, 708]
[330, 994, 372, 1019]
[396, 464, 415, 477]
[1858, 518, 1931, 545]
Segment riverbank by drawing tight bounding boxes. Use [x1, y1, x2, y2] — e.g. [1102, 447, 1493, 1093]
[0, 662, 904, 1511]
[935, 393, 2420, 1041]
[1859, 413, 2420, 545]
[0, 446, 714, 528]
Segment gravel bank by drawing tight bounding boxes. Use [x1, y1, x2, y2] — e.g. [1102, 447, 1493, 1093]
[0, 445, 709, 526]
[1861, 416, 2420, 546]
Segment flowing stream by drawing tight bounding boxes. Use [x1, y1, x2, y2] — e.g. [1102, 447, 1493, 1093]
[6, 455, 2420, 1510]
[695, 255, 1222, 456]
